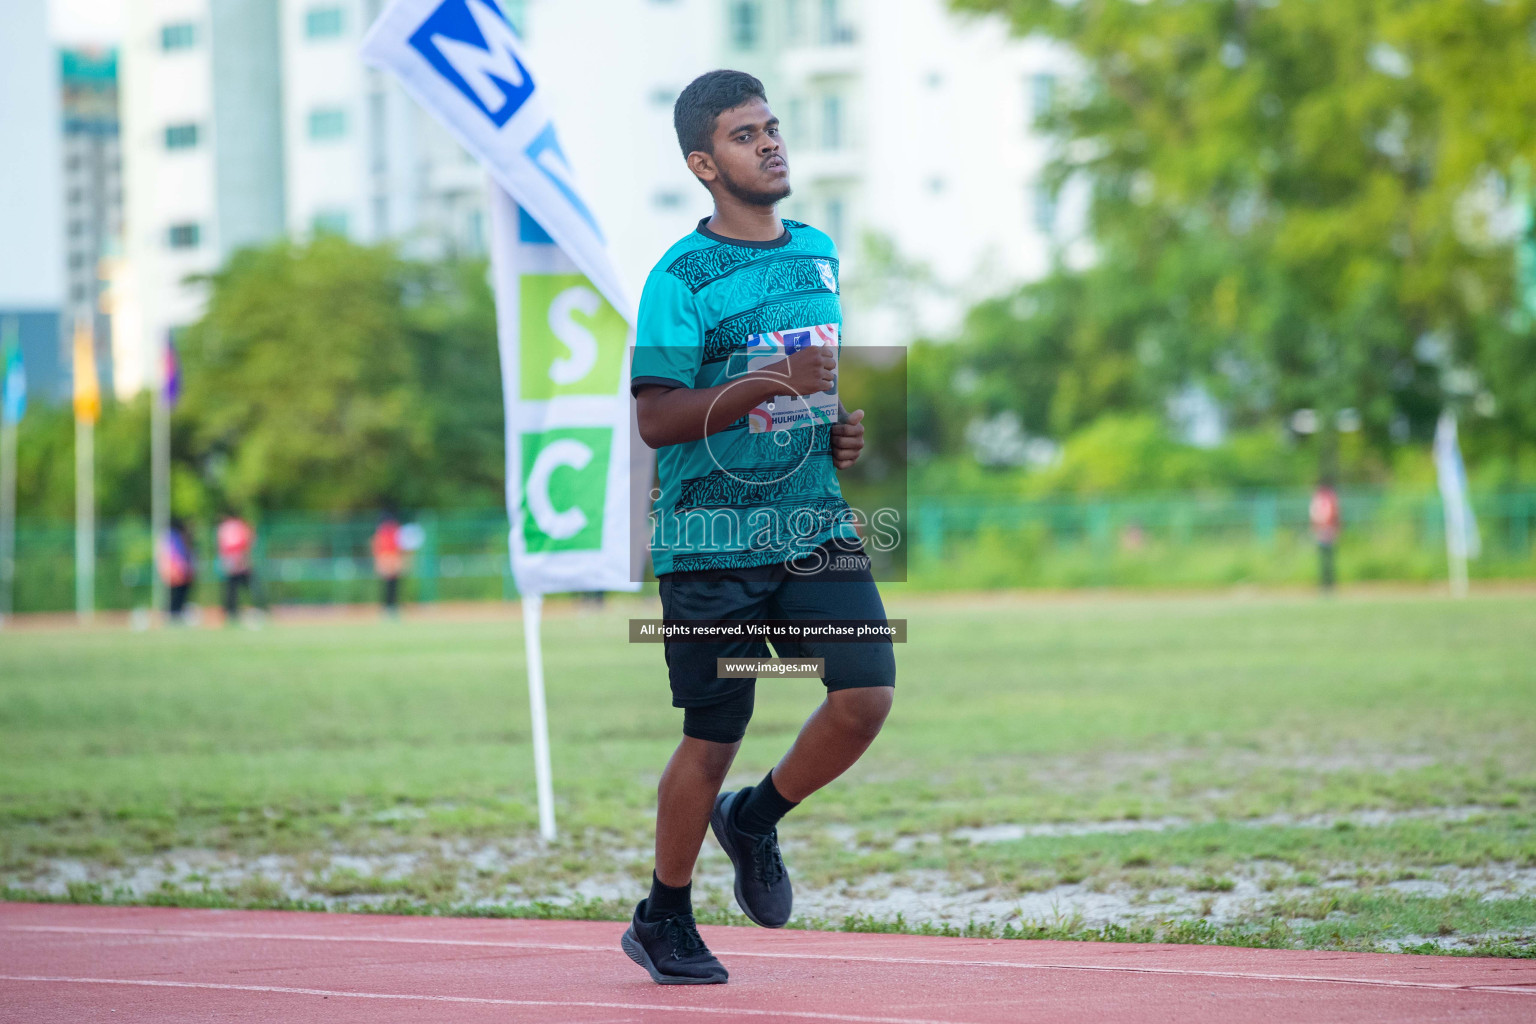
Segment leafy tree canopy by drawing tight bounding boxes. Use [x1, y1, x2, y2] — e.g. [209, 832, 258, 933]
[949, 0, 1536, 467]
[14, 237, 504, 520]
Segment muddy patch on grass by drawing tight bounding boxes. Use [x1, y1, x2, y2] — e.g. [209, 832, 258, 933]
[945, 804, 1507, 844]
[10, 819, 1536, 951]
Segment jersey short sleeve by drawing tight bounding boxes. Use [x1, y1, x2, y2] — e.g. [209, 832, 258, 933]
[631, 270, 702, 396]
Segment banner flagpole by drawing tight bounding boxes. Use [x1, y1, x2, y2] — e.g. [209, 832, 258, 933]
[487, 182, 563, 842]
[521, 592, 556, 840]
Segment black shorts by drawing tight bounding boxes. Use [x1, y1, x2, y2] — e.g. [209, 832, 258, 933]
[657, 537, 896, 742]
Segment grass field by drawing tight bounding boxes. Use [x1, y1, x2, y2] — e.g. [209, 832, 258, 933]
[3, 588, 1535, 957]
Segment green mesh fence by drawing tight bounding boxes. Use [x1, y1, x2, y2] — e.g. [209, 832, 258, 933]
[6, 490, 1534, 613]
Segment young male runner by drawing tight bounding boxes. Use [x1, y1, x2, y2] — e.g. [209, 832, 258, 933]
[621, 70, 897, 985]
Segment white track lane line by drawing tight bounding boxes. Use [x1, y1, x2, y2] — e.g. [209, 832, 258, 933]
[0, 976, 969, 1024]
[3, 924, 1532, 997]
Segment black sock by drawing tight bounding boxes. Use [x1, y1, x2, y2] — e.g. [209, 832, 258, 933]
[644, 871, 692, 921]
[734, 769, 799, 836]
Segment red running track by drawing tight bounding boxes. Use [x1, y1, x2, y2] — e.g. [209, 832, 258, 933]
[2, 903, 1533, 1023]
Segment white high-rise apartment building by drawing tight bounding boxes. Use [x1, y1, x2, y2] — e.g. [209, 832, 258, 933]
[521, 0, 1077, 337]
[119, 0, 1071, 385]
[120, 0, 286, 382]
[278, 0, 487, 250]
[119, 0, 488, 393]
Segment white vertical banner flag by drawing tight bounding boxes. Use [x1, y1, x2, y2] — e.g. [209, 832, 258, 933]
[362, 0, 651, 839]
[487, 187, 640, 596]
[1433, 411, 1480, 599]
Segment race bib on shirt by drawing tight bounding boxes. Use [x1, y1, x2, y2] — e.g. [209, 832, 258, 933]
[738, 323, 839, 433]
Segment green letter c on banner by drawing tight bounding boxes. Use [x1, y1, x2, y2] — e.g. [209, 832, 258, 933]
[520, 427, 611, 553]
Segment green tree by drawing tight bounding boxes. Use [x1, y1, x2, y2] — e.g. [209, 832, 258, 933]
[406, 259, 505, 507]
[176, 236, 502, 513]
[953, 0, 1536, 470]
[13, 396, 152, 522]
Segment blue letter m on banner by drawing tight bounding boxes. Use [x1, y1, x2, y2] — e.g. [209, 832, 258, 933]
[409, 0, 534, 127]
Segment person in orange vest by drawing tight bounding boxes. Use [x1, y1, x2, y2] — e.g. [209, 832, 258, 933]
[157, 517, 196, 623]
[1309, 480, 1342, 592]
[371, 513, 406, 618]
[217, 512, 256, 624]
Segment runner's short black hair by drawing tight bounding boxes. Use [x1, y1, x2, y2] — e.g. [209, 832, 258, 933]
[673, 70, 767, 158]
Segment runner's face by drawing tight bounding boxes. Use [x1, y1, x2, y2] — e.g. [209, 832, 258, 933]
[706, 99, 791, 207]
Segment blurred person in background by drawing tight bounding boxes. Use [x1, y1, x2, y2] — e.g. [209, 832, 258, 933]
[217, 512, 257, 624]
[1310, 480, 1342, 593]
[158, 517, 196, 623]
[371, 512, 406, 618]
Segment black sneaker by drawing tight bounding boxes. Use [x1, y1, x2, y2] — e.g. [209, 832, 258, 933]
[620, 900, 728, 985]
[710, 788, 792, 928]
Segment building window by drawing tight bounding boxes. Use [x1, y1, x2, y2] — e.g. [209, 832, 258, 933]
[368, 90, 388, 173]
[787, 98, 805, 139]
[653, 191, 684, 209]
[168, 223, 201, 249]
[1030, 72, 1056, 124]
[825, 197, 845, 248]
[164, 123, 199, 150]
[649, 86, 676, 107]
[819, 0, 853, 44]
[305, 6, 344, 38]
[372, 196, 390, 237]
[161, 22, 197, 51]
[312, 209, 349, 236]
[728, 1, 760, 49]
[1030, 182, 1056, 233]
[821, 94, 842, 150]
[308, 107, 348, 140]
[467, 209, 485, 253]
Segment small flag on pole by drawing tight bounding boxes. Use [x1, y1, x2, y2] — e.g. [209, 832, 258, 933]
[72, 318, 100, 425]
[164, 333, 180, 407]
[1, 324, 24, 426]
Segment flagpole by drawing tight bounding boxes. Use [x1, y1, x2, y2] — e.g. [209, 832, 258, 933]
[73, 315, 98, 624]
[486, 181, 558, 843]
[1442, 468, 1469, 599]
[1434, 411, 1476, 600]
[522, 592, 557, 840]
[0, 416, 16, 624]
[150, 332, 170, 624]
[75, 414, 94, 622]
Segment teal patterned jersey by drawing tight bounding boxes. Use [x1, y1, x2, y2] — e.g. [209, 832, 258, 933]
[631, 217, 858, 575]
